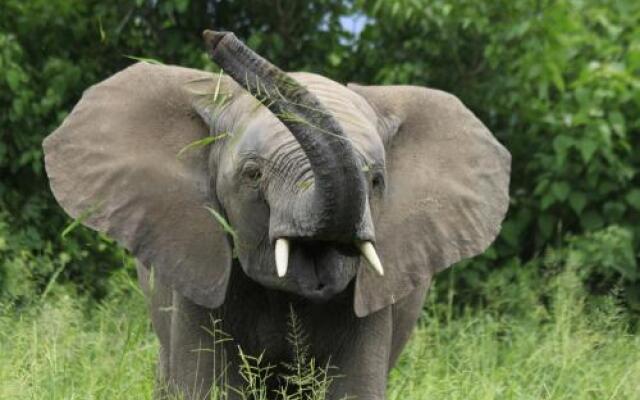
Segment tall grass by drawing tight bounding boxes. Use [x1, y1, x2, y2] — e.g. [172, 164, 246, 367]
[0, 275, 156, 399]
[0, 267, 638, 399]
[390, 269, 640, 399]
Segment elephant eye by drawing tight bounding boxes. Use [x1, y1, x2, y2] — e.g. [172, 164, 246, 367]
[372, 173, 384, 189]
[242, 162, 262, 183]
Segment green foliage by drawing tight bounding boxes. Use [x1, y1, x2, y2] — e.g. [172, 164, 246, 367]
[0, 0, 352, 302]
[278, 307, 336, 400]
[0, 270, 156, 399]
[553, 226, 639, 310]
[352, 0, 640, 310]
[1, 0, 639, 312]
[2, 1, 638, 397]
[1, 262, 637, 399]
[388, 266, 640, 399]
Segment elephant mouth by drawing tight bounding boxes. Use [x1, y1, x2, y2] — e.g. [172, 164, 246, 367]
[240, 234, 385, 302]
[242, 236, 384, 302]
[206, 30, 383, 299]
[282, 239, 360, 302]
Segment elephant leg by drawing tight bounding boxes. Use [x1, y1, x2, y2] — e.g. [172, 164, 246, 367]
[323, 306, 393, 400]
[170, 293, 256, 399]
[138, 262, 246, 399]
[389, 281, 430, 368]
[136, 262, 173, 398]
[166, 291, 222, 399]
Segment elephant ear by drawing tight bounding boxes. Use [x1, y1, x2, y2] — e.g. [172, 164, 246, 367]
[348, 84, 511, 317]
[43, 62, 233, 308]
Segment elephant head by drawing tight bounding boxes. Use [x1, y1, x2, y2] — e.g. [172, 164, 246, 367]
[43, 31, 510, 317]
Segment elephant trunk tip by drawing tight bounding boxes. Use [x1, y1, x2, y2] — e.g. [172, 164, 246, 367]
[202, 30, 230, 53]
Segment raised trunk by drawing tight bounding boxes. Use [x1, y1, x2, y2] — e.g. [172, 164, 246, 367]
[204, 30, 366, 240]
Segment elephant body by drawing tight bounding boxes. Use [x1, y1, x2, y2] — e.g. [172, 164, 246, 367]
[43, 31, 510, 400]
[138, 261, 428, 399]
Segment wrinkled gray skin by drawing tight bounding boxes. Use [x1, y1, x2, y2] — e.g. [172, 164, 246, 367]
[137, 262, 428, 400]
[136, 68, 422, 399]
[43, 31, 510, 400]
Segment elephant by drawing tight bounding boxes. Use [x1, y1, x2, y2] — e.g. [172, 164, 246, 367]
[42, 31, 510, 399]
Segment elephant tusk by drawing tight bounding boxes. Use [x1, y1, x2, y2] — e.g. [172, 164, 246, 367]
[359, 241, 384, 276]
[275, 238, 290, 278]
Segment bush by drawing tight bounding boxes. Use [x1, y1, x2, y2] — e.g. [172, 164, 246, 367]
[0, 0, 350, 302]
[1, 254, 637, 399]
[389, 264, 640, 400]
[1, 0, 638, 310]
[353, 0, 640, 310]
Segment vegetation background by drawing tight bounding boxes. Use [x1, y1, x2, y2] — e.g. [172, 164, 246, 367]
[1, 0, 639, 398]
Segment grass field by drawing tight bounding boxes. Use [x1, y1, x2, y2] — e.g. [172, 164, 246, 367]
[1, 268, 638, 400]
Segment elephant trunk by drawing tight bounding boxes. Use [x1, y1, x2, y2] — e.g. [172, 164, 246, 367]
[204, 30, 366, 240]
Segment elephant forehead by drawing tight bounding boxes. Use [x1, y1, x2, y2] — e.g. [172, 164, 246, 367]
[236, 73, 385, 164]
[291, 72, 384, 160]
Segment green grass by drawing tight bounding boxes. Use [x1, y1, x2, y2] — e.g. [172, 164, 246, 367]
[389, 271, 640, 399]
[0, 278, 156, 399]
[1, 269, 638, 399]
